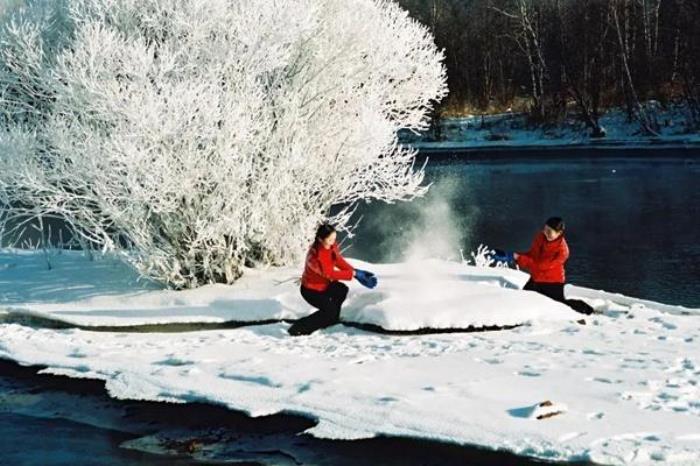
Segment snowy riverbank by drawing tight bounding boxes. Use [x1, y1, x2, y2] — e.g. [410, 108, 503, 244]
[402, 106, 700, 152]
[1, 249, 699, 465]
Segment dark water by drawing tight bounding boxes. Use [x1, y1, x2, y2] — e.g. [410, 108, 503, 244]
[0, 414, 201, 466]
[347, 152, 700, 307]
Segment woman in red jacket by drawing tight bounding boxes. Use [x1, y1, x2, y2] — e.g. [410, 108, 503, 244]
[288, 224, 377, 336]
[494, 217, 593, 314]
[515, 217, 569, 302]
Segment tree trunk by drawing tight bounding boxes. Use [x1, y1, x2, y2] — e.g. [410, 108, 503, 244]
[611, 0, 659, 135]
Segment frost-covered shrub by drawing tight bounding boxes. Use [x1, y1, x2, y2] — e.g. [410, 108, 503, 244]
[0, 0, 447, 288]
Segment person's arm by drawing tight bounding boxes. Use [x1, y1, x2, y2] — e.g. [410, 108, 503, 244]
[317, 246, 353, 281]
[515, 233, 542, 270]
[332, 244, 355, 273]
[333, 244, 379, 289]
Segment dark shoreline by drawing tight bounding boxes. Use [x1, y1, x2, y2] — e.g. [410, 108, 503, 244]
[0, 311, 524, 335]
[414, 143, 700, 161]
[0, 358, 596, 466]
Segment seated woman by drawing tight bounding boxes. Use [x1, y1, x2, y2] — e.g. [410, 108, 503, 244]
[495, 217, 594, 315]
[288, 223, 377, 336]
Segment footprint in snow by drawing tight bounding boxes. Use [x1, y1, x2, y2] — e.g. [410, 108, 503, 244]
[516, 370, 542, 377]
[68, 349, 88, 358]
[297, 382, 313, 394]
[560, 327, 580, 336]
[154, 357, 194, 367]
[649, 317, 678, 330]
[377, 396, 398, 404]
[349, 356, 375, 365]
[588, 377, 623, 384]
[219, 373, 282, 388]
[479, 357, 503, 365]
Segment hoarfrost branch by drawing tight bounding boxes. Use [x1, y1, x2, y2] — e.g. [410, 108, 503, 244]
[0, 0, 448, 288]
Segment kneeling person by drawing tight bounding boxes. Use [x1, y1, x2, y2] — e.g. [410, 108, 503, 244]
[288, 224, 377, 336]
[496, 217, 594, 315]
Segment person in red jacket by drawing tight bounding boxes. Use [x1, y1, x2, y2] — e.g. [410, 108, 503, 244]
[515, 217, 569, 302]
[493, 217, 593, 314]
[288, 223, 377, 336]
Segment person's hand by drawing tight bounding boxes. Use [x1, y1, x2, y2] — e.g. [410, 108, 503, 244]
[491, 249, 515, 264]
[354, 269, 378, 289]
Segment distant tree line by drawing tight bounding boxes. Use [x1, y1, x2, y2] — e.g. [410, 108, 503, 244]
[399, 0, 700, 134]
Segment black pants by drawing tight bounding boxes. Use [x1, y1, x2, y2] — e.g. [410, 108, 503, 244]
[289, 282, 349, 335]
[524, 279, 594, 315]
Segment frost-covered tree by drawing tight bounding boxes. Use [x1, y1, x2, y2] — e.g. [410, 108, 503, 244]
[0, 0, 447, 288]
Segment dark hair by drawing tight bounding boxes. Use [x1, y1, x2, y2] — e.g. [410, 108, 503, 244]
[545, 217, 565, 232]
[314, 223, 336, 244]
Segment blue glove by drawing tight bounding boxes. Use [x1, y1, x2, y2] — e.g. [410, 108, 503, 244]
[491, 249, 515, 264]
[354, 269, 378, 289]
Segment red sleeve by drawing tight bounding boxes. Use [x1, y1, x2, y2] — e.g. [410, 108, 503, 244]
[332, 244, 354, 273]
[516, 233, 542, 270]
[317, 246, 353, 281]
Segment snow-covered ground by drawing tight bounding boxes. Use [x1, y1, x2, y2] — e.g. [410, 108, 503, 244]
[0, 249, 576, 329]
[1, 249, 700, 465]
[402, 105, 700, 151]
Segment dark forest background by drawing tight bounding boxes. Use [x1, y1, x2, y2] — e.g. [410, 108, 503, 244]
[399, 0, 700, 134]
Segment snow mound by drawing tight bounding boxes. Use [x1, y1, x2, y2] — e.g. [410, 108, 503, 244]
[1, 250, 579, 330]
[343, 259, 577, 330]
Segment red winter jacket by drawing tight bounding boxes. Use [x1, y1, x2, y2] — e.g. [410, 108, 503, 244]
[516, 232, 569, 284]
[301, 242, 354, 292]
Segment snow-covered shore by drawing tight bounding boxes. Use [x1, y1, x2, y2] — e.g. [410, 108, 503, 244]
[0, 249, 578, 329]
[402, 107, 700, 152]
[1, 249, 699, 465]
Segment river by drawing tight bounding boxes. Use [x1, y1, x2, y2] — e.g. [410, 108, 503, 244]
[349, 151, 700, 307]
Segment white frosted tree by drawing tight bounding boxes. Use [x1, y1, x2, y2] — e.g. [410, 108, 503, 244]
[0, 0, 447, 288]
